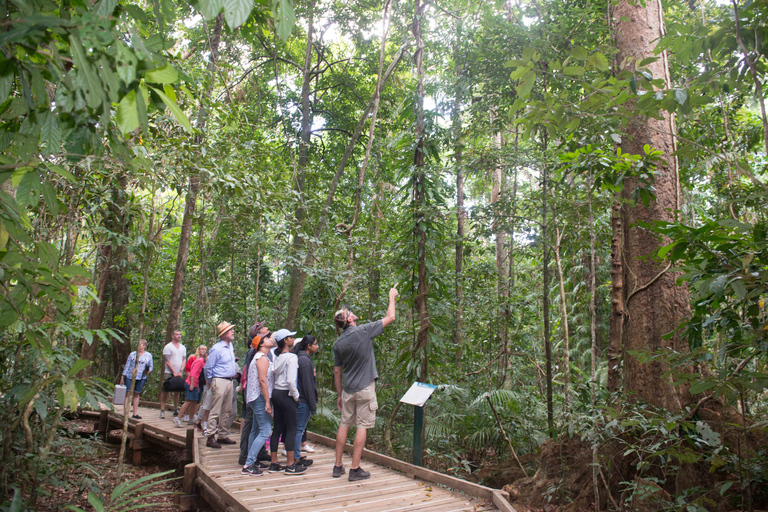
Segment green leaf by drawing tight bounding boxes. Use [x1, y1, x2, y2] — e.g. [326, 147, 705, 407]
[96, 0, 118, 17]
[0, 60, 14, 104]
[223, 0, 253, 29]
[515, 69, 535, 99]
[586, 53, 609, 71]
[638, 57, 659, 67]
[521, 47, 536, 62]
[86, 492, 105, 512]
[570, 46, 588, 60]
[509, 65, 531, 80]
[60, 378, 79, 410]
[117, 90, 139, 135]
[274, 0, 295, 41]
[563, 66, 585, 76]
[150, 86, 191, 132]
[115, 43, 137, 85]
[68, 358, 91, 376]
[689, 380, 717, 394]
[40, 112, 61, 157]
[0, 222, 8, 251]
[674, 88, 687, 106]
[730, 278, 746, 300]
[629, 74, 637, 94]
[144, 63, 178, 84]
[198, 0, 224, 19]
[68, 35, 104, 109]
[45, 163, 76, 181]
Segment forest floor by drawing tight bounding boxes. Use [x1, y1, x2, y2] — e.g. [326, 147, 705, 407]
[39, 418, 211, 512]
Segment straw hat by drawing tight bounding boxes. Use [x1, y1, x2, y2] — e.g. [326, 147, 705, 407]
[216, 321, 234, 338]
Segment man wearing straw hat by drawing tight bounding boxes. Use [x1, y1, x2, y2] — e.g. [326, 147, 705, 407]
[203, 321, 239, 448]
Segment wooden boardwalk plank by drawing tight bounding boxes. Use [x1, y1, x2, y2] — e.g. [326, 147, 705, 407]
[108, 405, 505, 512]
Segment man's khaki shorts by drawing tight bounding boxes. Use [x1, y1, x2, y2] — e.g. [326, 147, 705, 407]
[340, 381, 378, 428]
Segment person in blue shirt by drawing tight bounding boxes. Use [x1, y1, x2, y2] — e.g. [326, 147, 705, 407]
[121, 339, 153, 419]
[203, 321, 239, 448]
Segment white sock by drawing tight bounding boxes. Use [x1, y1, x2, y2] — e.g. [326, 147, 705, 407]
[203, 422, 207, 429]
[184, 415, 189, 421]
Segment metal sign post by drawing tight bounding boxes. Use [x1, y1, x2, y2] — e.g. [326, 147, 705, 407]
[399, 382, 438, 467]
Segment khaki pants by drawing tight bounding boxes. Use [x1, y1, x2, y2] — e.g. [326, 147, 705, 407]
[204, 378, 233, 439]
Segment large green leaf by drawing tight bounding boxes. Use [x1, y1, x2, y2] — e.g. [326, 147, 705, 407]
[150, 86, 191, 132]
[224, 0, 253, 29]
[515, 69, 535, 99]
[68, 35, 104, 109]
[96, 0, 118, 17]
[273, 0, 294, 41]
[117, 90, 139, 135]
[40, 111, 61, 157]
[115, 43, 137, 85]
[198, 0, 223, 19]
[144, 63, 178, 84]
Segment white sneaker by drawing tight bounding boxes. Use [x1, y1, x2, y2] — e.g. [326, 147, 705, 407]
[303, 444, 315, 453]
[184, 415, 189, 422]
[173, 417, 183, 428]
[281, 448, 287, 456]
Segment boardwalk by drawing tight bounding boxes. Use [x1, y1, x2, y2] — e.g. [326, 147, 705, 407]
[86, 404, 514, 512]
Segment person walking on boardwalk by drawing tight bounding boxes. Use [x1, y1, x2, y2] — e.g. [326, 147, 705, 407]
[203, 321, 239, 448]
[292, 335, 319, 467]
[332, 284, 398, 481]
[268, 329, 306, 475]
[241, 332, 276, 476]
[121, 339, 153, 419]
[160, 329, 186, 419]
[174, 347, 206, 428]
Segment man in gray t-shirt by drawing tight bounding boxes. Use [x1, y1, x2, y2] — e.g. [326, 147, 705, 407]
[332, 284, 398, 482]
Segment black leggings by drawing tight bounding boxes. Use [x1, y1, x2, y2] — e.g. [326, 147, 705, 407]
[270, 389, 298, 454]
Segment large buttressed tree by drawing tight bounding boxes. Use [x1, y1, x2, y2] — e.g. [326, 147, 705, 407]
[611, 0, 692, 411]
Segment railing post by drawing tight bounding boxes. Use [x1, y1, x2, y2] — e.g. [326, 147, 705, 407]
[132, 423, 144, 466]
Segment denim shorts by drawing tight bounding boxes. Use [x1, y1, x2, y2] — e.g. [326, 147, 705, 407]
[124, 377, 146, 394]
[185, 381, 201, 401]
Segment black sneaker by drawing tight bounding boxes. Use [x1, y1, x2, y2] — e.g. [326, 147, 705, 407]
[348, 467, 370, 481]
[131, 415, 142, 419]
[268, 463, 284, 473]
[284, 464, 307, 475]
[173, 409, 179, 417]
[332, 465, 345, 478]
[255, 461, 270, 469]
[241, 465, 263, 476]
[296, 457, 313, 467]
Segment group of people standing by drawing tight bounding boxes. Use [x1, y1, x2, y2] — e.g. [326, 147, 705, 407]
[119, 282, 398, 483]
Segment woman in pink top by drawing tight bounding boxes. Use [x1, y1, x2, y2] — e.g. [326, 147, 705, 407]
[174, 348, 207, 428]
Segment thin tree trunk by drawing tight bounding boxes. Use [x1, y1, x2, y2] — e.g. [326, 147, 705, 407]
[491, 125, 509, 382]
[553, 224, 571, 414]
[588, 172, 600, 512]
[137, 193, 157, 342]
[412, 0, 430, 384]
[163, 13, 224, 344]
[607, 201, 623, 391]
[542, 162, 553, 436]
[453, 19, 465, 352]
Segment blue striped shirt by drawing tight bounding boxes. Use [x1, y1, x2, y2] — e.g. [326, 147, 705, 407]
[122, 351, 153, 379]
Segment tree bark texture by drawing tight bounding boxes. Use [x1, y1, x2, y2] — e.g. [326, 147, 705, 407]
[163, 13, 223, 344]
[553, 224, 570, 410]
[453, 20, 465, 350]
[542, 164, 553, 435]
[612, 0, 692, 411]
[607, 201, 624, 391]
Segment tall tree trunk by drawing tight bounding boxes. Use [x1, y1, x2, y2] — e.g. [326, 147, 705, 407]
[612, 0, 692, 411]
[453, 18, 465, 352]
[491, 125, 509, 381]
[542, 162, 553, 436]
[553, 224, 570, 413]
[588, 172, 600, 511]
[284, 3, 315, 330]
[412, 0, 430, 381]
[81, 243, 111, 367]
[163, 13, 224, 344]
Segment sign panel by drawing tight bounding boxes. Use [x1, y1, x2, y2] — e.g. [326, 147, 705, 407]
[399, 382, 437, 407]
